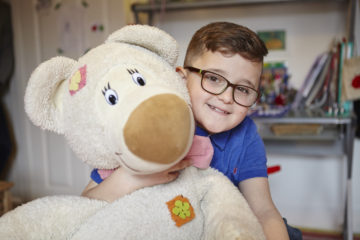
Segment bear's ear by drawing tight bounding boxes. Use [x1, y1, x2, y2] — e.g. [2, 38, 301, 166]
[106, 25, 179, 67]
[24, 56, 77, 134]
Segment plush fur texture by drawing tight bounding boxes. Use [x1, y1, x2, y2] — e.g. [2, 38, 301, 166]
[0, 25, 265, 240]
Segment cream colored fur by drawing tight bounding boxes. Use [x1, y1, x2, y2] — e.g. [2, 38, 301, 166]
[0, 25, 265, 240]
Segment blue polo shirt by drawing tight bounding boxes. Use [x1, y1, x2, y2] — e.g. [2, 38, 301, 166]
[199, 116, 268, 186]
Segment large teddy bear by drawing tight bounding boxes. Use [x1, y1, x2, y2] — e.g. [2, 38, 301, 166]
[0, 25, 265, 240]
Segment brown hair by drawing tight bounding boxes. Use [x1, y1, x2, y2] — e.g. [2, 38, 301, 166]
[184, 22, 268, 66]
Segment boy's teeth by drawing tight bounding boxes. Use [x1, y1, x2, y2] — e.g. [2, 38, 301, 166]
[209, 104, 228, 114]
[214, 107, 225, 113]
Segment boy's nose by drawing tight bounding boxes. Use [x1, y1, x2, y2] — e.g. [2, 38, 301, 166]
[218, 86, 234, 104]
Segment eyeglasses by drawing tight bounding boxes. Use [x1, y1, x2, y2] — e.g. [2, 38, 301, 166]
[184, 66, 260, 107]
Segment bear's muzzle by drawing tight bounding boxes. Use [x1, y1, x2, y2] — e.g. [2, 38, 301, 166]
[124, 94, 192, 165]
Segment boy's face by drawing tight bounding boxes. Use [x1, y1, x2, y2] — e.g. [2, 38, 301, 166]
[178, 50, 262, 134]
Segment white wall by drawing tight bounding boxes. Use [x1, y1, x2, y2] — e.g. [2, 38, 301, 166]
[155, 2, 347, 89]
[4, 0, 127, 200]
[151, 1, 359, 232]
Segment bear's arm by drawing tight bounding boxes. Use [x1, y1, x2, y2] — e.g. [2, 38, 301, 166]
[198, 168, 266, 240]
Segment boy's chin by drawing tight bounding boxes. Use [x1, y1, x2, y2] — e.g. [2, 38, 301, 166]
[200, 123, 232, 135]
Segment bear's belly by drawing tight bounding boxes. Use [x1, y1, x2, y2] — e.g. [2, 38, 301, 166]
[71, 168, 205, 240]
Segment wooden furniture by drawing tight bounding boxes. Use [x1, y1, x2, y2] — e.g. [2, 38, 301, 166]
[0, 181, 14, 216]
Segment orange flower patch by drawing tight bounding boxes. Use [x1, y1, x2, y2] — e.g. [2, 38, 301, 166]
[166, 195, 195, 227]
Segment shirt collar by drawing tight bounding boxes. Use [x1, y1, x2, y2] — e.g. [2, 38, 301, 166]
[210, 130, 230, 151]
[195, 125, 230, 151]
[195, 125, 210, 136]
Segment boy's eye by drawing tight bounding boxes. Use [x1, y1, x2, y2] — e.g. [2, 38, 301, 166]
[236, 86, 250, 95]
[205, 73, 220, 83]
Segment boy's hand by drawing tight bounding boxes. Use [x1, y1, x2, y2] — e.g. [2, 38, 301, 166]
[82, 159, 191, 203]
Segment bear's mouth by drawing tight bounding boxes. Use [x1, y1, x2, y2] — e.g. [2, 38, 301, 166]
[115, 152, 141, 173]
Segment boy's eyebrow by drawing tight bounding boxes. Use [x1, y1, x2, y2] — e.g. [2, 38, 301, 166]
[205, 68, 257, 89]
[205, 67, 226, 76]
[239, 79, 257, 89]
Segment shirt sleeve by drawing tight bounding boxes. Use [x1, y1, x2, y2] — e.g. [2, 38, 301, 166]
[236, 120, 268, 183]
[90, 169, 103, 184]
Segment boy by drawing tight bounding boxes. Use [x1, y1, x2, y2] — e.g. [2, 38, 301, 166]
[83, 22, 301, 240]
[176, 22, 296, 240]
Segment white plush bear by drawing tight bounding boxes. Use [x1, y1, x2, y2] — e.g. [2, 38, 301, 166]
[0, 25, 265, 240]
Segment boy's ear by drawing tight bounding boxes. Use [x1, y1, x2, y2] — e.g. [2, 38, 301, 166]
[176, 66, 187, 80]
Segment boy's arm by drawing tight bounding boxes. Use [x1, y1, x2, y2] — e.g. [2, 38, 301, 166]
[82, 159, 191, 203]
[239, 177, 290, 240]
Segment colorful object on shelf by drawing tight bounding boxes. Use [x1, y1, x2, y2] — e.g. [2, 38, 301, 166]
[260, 62, 290, 106]
[293, 41, 358, 116]
[166, 195, 195, 227]
[249, 61, 295, 118]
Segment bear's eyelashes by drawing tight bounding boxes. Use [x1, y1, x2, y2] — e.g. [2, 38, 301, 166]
[102, 82, 112, 94]
[127, 69, 138, 74]
[102, 83, 119, 105]
[127, 68, 146, 86]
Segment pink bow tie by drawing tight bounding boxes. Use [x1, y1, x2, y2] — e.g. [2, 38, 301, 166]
[186, 135, 214, 169]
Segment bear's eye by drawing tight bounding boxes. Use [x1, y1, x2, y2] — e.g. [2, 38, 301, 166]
[127, 69, 146, 86]
[102, 83, 118, 105]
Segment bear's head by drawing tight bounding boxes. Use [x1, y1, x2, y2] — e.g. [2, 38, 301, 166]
[24, 25, 194, 174]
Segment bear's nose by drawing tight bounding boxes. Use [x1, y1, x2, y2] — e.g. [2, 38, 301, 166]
[123, 94, 192, 164]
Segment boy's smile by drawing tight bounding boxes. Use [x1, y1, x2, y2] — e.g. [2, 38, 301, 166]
[207, 103, 230, 115]
[179, 50, 262, 134]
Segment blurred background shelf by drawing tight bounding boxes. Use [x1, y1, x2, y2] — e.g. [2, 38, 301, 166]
[131, 0, 348, 24]
[258, 124, 340, 141]
[253, 110, 356, 240]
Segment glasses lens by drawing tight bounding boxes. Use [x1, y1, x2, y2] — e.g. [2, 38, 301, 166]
[201, 72, 227, 94]
[198, 68, 258, 107]
[234, 85, 258, 106]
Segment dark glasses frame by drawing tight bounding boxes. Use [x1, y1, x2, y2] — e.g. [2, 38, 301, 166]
[184, 66, 260, 107]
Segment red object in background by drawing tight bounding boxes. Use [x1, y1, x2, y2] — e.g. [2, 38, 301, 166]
[275, 94, 286, 105]
[267, 165, 281, 174]
[352, 75, 360, 88]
